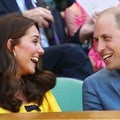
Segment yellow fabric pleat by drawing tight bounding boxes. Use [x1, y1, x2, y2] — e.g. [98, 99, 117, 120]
[0, 90, 61, 113]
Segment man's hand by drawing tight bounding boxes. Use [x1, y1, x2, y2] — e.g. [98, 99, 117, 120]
[79, 13, 99, 43]
[22, 7, 54, 28]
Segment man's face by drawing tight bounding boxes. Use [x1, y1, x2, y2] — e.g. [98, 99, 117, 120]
[94, 14, 120, 70]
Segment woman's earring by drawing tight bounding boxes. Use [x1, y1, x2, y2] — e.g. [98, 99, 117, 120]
[13, 50, 16, 57]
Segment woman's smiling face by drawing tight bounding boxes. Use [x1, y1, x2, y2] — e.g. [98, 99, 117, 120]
[13, 25, 44, 77]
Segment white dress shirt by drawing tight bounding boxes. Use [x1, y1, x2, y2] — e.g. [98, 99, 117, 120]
[16, 0, 50, 47]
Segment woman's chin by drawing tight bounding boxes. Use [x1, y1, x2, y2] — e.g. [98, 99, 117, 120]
[28, 69, 35, 74]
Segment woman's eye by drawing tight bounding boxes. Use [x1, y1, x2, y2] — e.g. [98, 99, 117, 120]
[33, 41, 37, 44]
[33, 39, 39, 45]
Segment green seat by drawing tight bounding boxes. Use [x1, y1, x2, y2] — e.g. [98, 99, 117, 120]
[51, 77, 83, 111]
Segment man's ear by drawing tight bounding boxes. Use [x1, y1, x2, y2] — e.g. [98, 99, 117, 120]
[7, 39, 13, 51]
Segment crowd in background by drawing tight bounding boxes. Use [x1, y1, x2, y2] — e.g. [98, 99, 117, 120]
[0, 0, 120, 113]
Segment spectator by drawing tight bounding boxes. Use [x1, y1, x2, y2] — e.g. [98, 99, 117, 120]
[62, 0, 105, 72]
[0, 0, 94, 80]
[0, 13, 61, 113]
[83, 7, 120, 110]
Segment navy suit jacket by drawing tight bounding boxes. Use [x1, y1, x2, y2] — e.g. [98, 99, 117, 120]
[0, 0, 81, 46]
[83, 68, 120, 110]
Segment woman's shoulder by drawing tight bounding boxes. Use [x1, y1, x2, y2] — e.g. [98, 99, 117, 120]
[0, 107, 11, 113]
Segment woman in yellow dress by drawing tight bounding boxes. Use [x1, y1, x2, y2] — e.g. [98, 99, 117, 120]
[0, 13, 61, 113]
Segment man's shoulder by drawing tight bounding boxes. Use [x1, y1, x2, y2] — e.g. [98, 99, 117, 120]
[87, 68, 107, 78]
[84, 68, 109, 84]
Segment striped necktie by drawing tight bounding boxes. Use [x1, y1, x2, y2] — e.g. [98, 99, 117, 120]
[25, 0, 35, 9]
[50, 23, 60, 45]
[24, 0, 60, 45]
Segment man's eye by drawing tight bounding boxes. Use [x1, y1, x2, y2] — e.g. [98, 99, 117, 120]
[93, 38, 98, 42]
[102, 35, 111, 41]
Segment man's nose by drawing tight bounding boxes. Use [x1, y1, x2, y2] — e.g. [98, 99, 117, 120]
[96, 41, 105, 53]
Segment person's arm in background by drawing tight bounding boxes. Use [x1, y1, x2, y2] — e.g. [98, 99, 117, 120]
[22, 7, 54, 28]
[0, 0, 54, 28]
[78, 16, 94, 43]
[63, 1, 95, 46]
[62, 16, 94, 54]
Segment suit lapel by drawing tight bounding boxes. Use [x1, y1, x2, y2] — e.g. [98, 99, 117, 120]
[2, 0, 20, 12]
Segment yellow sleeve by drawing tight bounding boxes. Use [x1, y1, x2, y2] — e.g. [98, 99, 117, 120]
[0, 90, 61, 113]
[40, 90, 61, 112]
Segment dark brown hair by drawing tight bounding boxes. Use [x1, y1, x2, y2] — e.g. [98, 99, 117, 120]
[0, 13, 56, 112]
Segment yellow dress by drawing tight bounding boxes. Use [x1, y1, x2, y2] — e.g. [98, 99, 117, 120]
[0, 91, 61, 113]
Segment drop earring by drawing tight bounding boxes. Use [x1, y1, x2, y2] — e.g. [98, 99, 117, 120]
[13, 50, 16, 57]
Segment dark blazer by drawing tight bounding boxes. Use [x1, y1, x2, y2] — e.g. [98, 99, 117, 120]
[0, 0, 81, 46]
[83, 68, 120, 110]
[0, 0, 20, 14]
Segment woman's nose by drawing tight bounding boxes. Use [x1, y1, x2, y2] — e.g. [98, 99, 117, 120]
[37, 44, 44, 55]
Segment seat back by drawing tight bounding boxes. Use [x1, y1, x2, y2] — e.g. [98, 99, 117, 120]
[51, 77, 83, 111]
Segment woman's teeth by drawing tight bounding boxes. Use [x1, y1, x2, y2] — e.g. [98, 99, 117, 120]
[31, 57, 38, 63]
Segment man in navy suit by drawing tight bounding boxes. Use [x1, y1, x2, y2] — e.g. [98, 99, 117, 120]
[0, 0, 94, 80]
[83, 7, 120, 110]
